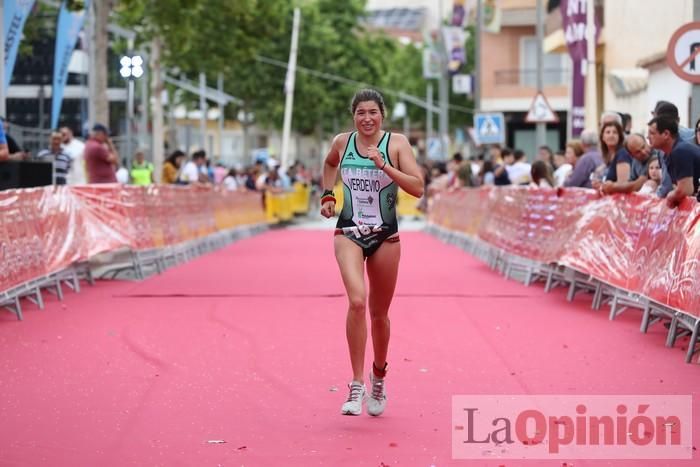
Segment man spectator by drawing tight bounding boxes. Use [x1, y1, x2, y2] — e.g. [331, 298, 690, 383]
[652, 101, 694, 142]
[600, 111, 623, 127]
[600, 133, 672, 197]
[506, 149, 532, 185]
[35, 131, 72, 185]
[179, 149, 209, 184]
[129, 150, 155, 185]
[564, 130, 603, 188]
[647, 116, 700, 207]
[84, 123, 118, 183]
[60, 126, 86, 184]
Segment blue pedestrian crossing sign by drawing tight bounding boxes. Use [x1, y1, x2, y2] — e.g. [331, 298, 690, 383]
[474, 112, 505, 145]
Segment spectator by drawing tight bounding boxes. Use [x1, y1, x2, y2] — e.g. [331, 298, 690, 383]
[638, 155, 663, 196]
[0, 118, 26, 159]
[600, 110, 623, 127]
[479, 159, 496, 185]
[469, 155, 481, 183]
[261, 165, 284, 193]
[564, 130, 602, 188]
[492, 146, 511, 185]
[84, 123, 118, 183]
[448, 152, 464, 187]
[506, 149, 531, 185]
[213, 162, 228, 184]
[530, 160, 555, 188]
[603, 133, 672, 197]
[179, 150, 209, 184]
[537, 145, 554, 169]
[694, 117, 700, 146]
[162, 150, 185, 184]
[598, 121, 631, 184]
[245, 162, 264, 191]
[0, 120, 9, 160]
[552, 149, 572, 187]
[564, 140, 584, 168]
[35, 131, 72, 185]
[223, 168, 241, 191]
[653, 101, 694, 142]
[455, 158, 474, 188]
[647, 116, 700, 207]
[130, 150, 155, 185]
[60, 126, 86, 185]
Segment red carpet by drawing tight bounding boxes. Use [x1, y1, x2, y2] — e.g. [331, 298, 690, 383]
[0, 229, 698, 466]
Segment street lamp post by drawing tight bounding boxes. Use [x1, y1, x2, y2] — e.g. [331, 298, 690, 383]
[120, 54, 144, 166]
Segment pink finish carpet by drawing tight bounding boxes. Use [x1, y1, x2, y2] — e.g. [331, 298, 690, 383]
[0, 229, 697, 466]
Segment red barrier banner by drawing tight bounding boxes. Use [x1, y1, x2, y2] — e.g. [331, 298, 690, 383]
[0, 185, 266, 294]
[429, 187, 700, 315]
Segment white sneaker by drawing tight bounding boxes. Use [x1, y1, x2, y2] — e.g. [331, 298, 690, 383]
[367, 372, 387, 416]
[341, 381, 366, 415]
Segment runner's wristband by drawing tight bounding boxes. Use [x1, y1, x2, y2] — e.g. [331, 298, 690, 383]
[321, 195, 336, 205]
[322, 189, 335, 197]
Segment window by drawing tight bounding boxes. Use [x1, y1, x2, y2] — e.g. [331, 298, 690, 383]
[520, 37, 570, 87]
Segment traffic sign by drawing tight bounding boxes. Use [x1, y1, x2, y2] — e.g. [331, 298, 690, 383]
[525, 92, 559, 123]
[667, 22, 700, 84]
[474, 112, 505, 145]
[452, 74, 472, 94]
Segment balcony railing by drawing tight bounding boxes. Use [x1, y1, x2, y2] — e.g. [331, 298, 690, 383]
[494, 68, 570, 87]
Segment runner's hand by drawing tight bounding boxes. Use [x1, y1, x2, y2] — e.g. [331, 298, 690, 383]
[320, 200, 336, 218]
[367, 145, 384, 169]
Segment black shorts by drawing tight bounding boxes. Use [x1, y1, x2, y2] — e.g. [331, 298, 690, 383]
[334, 226, 400, 258]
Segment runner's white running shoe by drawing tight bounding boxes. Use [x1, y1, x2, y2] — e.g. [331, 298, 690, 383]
[341, 381, 366, 415]
[367, 372, 387, 416]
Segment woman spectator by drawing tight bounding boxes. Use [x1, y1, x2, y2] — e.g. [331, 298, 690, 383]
[162, 150, 185, 184]
[638, 154, 663, 195]
[599, 121, 631, 183]
[564, 139, 584, 168]
[552, 149, 572, 187]
[223, 168, 241, 191]
[530, 160, 555, 188]
[479, 159, 496, 185]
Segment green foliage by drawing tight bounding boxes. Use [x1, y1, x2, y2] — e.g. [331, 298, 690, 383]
[66, 0, 86, 11]
[115, 0, 475, 136]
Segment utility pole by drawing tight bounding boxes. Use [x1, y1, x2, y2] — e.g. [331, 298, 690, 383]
[438, 0, 449, 160]
[426, 83, 433, 147]
[535, 0, 546, 148]
[474, 0, 482, 113]
[150, 36, 164, 181]
[140, 61, 149, 151]
[281, 7, 301, 170]
[199, 72, 207, 151]
[218, 73, 225, 161]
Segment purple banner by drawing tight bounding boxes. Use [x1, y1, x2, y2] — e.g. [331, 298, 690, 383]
[560, 0, 598, 137]
[571, 59, 585, 137]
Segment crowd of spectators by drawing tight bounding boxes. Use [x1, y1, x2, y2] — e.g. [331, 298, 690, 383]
[0, 120, 314, 194]
[423, 100, 700, 210]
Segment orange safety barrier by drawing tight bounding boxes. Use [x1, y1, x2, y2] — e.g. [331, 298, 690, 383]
[429, 187, 700, 315]
[0, 185, 266, 294]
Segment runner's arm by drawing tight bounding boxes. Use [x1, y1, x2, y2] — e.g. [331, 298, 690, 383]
[383, 134, 424, 198]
